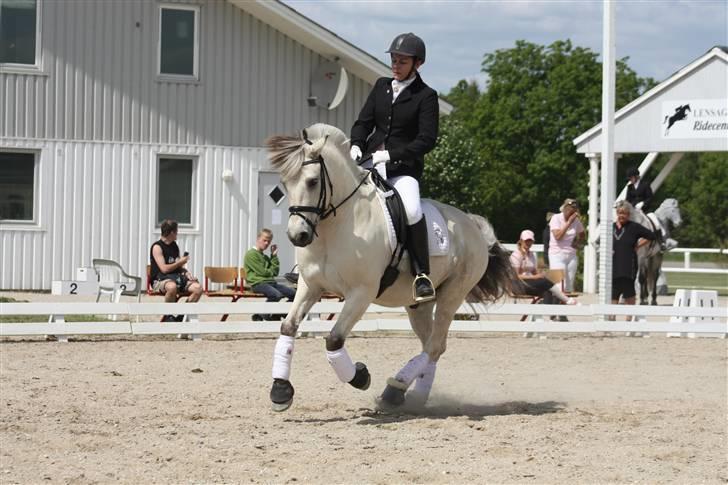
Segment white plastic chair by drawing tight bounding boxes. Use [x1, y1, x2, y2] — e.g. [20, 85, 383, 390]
[92, 259, 142, 303]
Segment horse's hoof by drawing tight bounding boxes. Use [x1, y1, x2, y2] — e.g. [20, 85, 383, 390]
[270, 378, 294, 412]
[348, 362, 371, 390]
[378, 384, 406, 408]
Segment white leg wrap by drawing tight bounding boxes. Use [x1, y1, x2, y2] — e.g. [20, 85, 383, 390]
[393, 352, 430, 388]
[412, 361, 437, 401]
[272, 335, 295, 380]
[326, 348, 356, 383]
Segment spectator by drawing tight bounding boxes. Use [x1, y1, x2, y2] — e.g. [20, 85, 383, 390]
[244, 228, 295, 321]
[548, 198, 585, 293]
[511, 229, 577, 306]
[611, 201, 657, 319]
[150, 219, 203, 322]
[542, 212, 555, 266]
[625, 166, 653, 212]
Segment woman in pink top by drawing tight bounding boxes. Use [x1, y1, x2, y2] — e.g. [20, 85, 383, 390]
[511, 229, 576, 305]
[548, 198, 585, 292]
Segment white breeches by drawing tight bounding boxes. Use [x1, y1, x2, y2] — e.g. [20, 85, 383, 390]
[549, 252, 578, 292]
[390, 175, 423, 225]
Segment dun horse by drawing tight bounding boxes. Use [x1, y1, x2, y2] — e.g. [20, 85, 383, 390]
[265, 123, 513, 411]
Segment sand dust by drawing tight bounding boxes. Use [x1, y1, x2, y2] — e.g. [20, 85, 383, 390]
[1, 335, 726, 484]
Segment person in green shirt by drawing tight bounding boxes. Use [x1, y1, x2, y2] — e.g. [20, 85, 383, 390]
[244, 228, 295, 321]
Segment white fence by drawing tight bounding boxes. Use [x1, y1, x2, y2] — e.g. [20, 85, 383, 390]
[1, 301, 725, 341]
[502, 244, 727, 276]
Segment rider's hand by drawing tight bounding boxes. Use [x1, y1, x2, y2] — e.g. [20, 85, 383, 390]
[349, 146, 362, 162]
[635, 201, 644, 210]
[372, 150, 390, 165]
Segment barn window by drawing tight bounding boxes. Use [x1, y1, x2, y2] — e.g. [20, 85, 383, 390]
[158, 5, 199, 78]
[0, 0, 39, 66]
[0, 151, 36, 222]
[157, 157, 195, 225]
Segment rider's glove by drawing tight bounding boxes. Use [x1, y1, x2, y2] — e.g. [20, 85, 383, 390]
[635, 201, 644, 210]
[372, 150, 389, 179]
[349, 145, 362, 163]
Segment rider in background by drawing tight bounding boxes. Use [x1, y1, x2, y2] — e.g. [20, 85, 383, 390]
[625, 166, 653, 212]
[349, 32, 439, 303]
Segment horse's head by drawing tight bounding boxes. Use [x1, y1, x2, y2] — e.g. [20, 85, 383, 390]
[265, 123, 353, 247]
[658, 198, 682, 228]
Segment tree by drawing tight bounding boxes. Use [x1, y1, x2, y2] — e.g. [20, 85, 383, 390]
[423, 40, 655, 243]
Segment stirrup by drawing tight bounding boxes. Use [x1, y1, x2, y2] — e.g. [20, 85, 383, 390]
[412, 274, 436, 303]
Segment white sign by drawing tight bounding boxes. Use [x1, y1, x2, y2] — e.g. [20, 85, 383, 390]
[662, 99, 728, 139]
[51, 280, 99, 296]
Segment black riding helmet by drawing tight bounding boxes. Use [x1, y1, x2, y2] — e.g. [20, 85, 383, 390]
[626, 166, 640, 179]
[386, 32, 426, 63]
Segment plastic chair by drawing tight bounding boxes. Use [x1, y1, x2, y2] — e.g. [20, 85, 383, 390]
[92, 259, 142, 303]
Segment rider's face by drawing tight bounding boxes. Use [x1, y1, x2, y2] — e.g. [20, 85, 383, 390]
[391, 54, 418, 81]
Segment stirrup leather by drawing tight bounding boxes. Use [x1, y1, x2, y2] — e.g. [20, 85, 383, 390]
[412, 274, 436, 302]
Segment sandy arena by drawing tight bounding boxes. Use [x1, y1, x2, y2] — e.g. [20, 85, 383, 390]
[0, 333, 726, 484]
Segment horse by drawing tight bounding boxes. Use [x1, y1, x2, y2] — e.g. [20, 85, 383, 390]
[628, 198, 682, 305]
[264, 123, 514, 412]
[663, 104, 690, 135]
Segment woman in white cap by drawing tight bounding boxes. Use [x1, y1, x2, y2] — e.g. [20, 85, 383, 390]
[511, 229, 577, 305]
[349, 32, 439, 303]
[548, 198, 585, 292]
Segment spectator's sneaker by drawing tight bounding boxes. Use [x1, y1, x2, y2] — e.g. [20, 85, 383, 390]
[175, 315, 185, 322]
[252, 314, 264, 322]
[162, 315, 176, 322]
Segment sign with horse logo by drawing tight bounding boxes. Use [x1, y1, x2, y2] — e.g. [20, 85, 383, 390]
[661, 99, 728, 139]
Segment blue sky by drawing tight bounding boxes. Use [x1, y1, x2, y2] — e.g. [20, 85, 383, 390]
[283, 0, 728, 94]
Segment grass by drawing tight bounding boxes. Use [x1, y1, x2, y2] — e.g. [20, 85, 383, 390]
[0, 296, 113, 323]
[666, 272, 728, 296]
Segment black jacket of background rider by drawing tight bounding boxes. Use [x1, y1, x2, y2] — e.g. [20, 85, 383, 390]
[350, 73, 439, 181]
[626, 177, 653, 211]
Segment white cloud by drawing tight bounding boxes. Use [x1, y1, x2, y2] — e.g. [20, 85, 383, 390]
[283, 0, 728, 92]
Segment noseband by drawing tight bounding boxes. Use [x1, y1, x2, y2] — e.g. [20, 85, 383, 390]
[287, 146, 369, 238]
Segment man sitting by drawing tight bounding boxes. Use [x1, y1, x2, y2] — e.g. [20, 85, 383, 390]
[244, 228, 295, 321]
[150, 219, 203, 322]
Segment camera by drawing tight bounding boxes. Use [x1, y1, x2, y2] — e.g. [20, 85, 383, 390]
[183, 251, 189, 257]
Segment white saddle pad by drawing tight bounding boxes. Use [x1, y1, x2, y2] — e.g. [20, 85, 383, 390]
[375, 191, 449, 257]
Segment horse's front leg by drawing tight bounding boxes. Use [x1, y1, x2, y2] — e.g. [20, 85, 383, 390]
[325, 288, 374, 392]
[270, 277, 322, 412]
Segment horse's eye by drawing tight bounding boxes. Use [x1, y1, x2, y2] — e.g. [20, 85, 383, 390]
[306, 178, 319, 188]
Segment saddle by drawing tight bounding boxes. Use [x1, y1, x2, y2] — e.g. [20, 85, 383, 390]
[369, 169, 408, 297]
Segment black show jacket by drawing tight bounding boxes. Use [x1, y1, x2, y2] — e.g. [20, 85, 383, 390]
[350, 73, 439, 180]
[626, 178, 654, 211]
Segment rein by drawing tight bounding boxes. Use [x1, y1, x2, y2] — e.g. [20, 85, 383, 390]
[288, 153, 370, 237]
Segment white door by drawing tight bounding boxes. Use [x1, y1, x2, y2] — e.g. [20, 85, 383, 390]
[257, 172, 295, 275]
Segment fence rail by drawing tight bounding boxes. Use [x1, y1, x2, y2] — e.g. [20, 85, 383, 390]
[1, 301, 725, 341]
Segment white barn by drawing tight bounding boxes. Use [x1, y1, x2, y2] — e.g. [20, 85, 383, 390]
[0, 0, 451, 290]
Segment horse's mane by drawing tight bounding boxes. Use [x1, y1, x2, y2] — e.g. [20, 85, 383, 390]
[264, 123, 350, 180]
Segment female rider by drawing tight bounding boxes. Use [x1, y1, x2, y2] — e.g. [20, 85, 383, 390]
[349, 32, 439, 302]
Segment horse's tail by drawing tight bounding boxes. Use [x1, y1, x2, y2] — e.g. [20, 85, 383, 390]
[467, 214, 515, 303]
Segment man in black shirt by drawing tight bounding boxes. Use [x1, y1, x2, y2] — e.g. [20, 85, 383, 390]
[150, 219, 203, 321]
[612, 202, 657, 314]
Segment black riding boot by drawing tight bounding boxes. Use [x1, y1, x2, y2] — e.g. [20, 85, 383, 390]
[406, 216, 435, 302]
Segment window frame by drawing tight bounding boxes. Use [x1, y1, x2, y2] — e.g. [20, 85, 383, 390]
[0, 148, 40, 227]
[0, 0, 43, 73]
[157, 3, 200, 82]
[155, 154, 198, 229]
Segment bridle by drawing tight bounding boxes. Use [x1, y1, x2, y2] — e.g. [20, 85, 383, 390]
[287, 133, 370, 237]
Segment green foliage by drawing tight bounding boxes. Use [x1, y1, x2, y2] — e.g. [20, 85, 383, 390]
[656, 152, 728, 248]
[423, 39, 655, 243]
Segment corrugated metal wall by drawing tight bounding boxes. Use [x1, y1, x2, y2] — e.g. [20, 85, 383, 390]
[1, 0, 377, 289]
[0, 0, 371, 146]
[0, 138, 266, 289]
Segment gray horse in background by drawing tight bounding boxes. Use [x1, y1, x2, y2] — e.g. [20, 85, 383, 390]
[628, 198, 682, 305]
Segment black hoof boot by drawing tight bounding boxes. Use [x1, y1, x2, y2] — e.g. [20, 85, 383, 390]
[378, 382, 406, 408]
[348, 362, 371, 390]
[270, 378, 294, 412]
